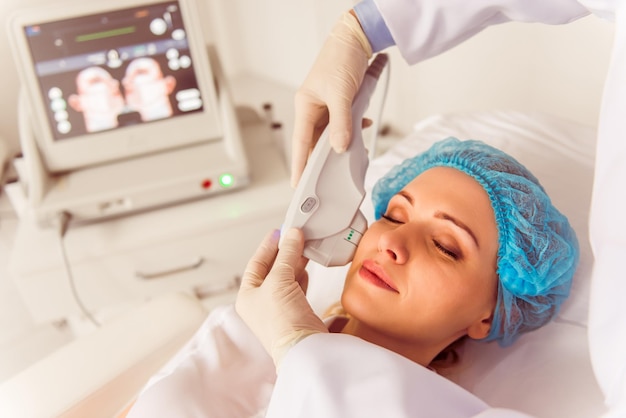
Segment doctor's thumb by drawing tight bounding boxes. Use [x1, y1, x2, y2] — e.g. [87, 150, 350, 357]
[277, 228, 304, 254]
[271, 229, 304, 280]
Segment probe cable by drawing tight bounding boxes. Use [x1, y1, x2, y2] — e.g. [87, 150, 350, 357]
[56, 211, 101, 328]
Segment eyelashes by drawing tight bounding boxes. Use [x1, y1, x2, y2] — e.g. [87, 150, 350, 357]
[381, 213, 460, 260]
[381, 214, 401, 224]
[433, 240, 459, 260]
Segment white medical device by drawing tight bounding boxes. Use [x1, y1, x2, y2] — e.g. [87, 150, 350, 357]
[281, 53, 389, 267]
[7, 0, 249, 226]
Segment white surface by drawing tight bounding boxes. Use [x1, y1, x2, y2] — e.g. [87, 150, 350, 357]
[0, 211, 74, 384]
[585, 3, 626, 414]
[305, 110, 605, 417]
[0, 292, 207, 418]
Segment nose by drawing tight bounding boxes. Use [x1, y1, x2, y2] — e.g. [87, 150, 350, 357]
[378, 226, 410, 264]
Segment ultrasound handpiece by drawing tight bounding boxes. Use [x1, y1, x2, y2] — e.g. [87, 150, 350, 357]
[280, 53, 389, 266]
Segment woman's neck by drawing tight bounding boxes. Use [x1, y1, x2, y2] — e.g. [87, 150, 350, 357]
[337, 317, 448, 368]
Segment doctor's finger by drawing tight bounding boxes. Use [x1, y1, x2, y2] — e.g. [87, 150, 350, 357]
[292, 253, 310, 293]
[270, 228, 305, 284]
[240, 229, 280, 290]
[296, 269, 309, 295]
[326, 93, 353, 154]
[290, 99, 327, 187]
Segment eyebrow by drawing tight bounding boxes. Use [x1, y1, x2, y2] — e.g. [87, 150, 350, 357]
[435, 211, 480, 249]
[396, 191, 480, 249]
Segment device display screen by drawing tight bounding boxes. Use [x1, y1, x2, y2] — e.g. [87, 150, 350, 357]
[22, 0, 204, 141]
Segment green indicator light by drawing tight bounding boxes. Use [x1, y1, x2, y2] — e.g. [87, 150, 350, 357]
[219, 173, 235, 188]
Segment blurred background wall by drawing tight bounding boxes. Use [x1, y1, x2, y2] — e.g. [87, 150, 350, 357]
[0, 0, 614, 163]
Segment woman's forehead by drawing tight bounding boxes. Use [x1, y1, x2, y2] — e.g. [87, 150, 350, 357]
[402, 167, 487, 200]
[397, 167, 497, 236]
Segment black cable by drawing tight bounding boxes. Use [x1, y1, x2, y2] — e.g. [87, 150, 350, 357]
[56, 211, 101, 327]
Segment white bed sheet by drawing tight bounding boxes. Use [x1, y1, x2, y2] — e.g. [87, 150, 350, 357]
[305, 110, 606, 418]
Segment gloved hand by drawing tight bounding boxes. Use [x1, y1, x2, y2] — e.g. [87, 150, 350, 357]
[235, 228, 329, 370]
[291, 10, 372, 187]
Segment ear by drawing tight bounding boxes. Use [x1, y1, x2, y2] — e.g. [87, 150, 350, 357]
[467, 311, 494, 340]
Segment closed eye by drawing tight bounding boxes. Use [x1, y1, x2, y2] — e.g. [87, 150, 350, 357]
[434, 240, 459, 260]
[381, 214, 402, 224]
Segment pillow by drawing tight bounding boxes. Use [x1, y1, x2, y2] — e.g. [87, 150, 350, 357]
[305, 110, 605, 417]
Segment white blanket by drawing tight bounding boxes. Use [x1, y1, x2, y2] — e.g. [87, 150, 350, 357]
[270, 333, 500, 418]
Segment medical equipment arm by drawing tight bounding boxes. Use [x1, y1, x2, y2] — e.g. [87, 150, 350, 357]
[282, 53, 388, 267]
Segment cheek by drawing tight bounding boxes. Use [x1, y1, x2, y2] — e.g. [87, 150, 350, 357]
[476, 272, 498, 311]
[349, 225, 380, 264]
[359, 220, 389, 249]
[404, 268, 496, 315]
[433, 272, 498, 321]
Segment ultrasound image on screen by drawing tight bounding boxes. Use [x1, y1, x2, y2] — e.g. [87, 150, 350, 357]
[23, 1, 204, 140]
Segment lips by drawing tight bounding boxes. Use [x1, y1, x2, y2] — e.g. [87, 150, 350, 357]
[359, 260, 399, 293]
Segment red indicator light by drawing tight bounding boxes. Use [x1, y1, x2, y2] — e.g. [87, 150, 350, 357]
[201, 179, 212, 189]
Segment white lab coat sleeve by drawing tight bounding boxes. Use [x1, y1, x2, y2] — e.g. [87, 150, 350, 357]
[587, 2, 626, 417]
[127, 305, 276, 418]
[372, 0, 590, 64]
[266, 333, 515, 418]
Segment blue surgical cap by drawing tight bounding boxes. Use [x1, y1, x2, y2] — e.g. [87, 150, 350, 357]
[371, 138, 579, 347]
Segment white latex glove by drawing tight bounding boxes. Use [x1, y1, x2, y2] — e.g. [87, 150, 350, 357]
[291, 10, 372, 187]
[235, 228, 329, 370]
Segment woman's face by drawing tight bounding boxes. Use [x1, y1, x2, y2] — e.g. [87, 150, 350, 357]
[341, 167, 499, 361]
